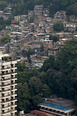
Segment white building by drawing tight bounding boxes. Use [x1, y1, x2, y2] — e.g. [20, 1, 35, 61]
[0, 52, 17, 116]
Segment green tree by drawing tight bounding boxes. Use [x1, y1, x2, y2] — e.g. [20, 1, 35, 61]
[53, 22, 64, 32]
[57, 39, 77, 73]
[0, 35, 10, 45]
[17, 83, 31, 113]
[29, 77, 42, 95]
[27, 48, 35, 55]
[38, 71, 47, 83]
[41, 84, 51, 97]
[49, 35, 59, 43]
[41, 55, 55, 72]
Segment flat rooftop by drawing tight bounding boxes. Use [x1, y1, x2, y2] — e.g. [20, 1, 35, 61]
[42, 103, 74, 111]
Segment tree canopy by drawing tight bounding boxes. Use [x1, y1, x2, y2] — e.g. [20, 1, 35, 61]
[49, 35, 59, 42]
[53, 22, 64, 32]
[17, 39, 77, 113]
[0, 35, 10, 45]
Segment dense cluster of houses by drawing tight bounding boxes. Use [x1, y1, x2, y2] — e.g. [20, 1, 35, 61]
[0, 5, 77, 68]
[0, 4, 12, 20]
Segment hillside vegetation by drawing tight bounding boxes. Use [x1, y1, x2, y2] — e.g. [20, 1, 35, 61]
[17, 39, 77, 113]
[0, 0, 77, 16]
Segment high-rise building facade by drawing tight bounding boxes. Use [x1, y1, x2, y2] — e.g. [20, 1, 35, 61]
[0, 52, 17, 116]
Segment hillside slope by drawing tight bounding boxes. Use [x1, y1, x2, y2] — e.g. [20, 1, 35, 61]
[0, 0, 77, 16]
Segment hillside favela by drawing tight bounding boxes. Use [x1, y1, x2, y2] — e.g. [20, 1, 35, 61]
[0, 0, 77, 116]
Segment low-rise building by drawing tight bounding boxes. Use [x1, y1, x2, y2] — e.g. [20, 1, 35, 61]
[39, 97, 76, 116]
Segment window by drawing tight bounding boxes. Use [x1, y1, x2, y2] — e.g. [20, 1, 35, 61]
[9, 57, 11, 60]
[2, 66, 4, 69]
[2, 110, 4, 113]
[2, 77, 4, 80]
[2, 94, 4, 97]
[11, 70, 13, 73]
[11, 91, 13, 95]
[11, 80, 13, 84]
[11, 97, 13, 100]
[2, 88, 4, 91]
[11, 75, 13, 78]
[2, 99, 4, 102]
[6, 71, 8, 74]
[11, 102, 13, 105]
[2, 71, 4, 74]
[2, 82, 4, 86]
[6, 98, 8, 101]
[2, 105, 4, 108]
[2, 57, 3, 61]
[11, 64, 13, 68]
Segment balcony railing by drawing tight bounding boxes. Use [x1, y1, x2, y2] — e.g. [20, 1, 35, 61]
[2, 112, 11, 116]
[11, 94, 17, 97]
[2, 100, 11, 104]
[2, 105, 11, 109]
[1, 96, 11, 99]
[1, 81, 11, 86]
[2, 90, 11, 94]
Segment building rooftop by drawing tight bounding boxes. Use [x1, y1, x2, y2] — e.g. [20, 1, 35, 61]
[42, 103, 74, 111]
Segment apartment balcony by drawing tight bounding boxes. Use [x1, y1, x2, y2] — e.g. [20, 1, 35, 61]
[11, 99, 17, 103]
[11, 94, 17, 97]
[11, 69, 17, 74]
[11, 84, 17, 88]
[11, 61, 17, 64]
[11, 81, 15, 85]
[11, 90, 17, 96]
[2, 104, 11, 109]
[2, 96, 11, 100]
[11, 73, 17, 76]
[1, 79, 11, 83]
[2, 92, 11, 97]
[1, 80, 11, 86]
[2, 74, 11, 80]
[11, 113, 16, 116]
[11, 109, 17, 114]
[2, 112, 11, 116]
[1, 65, 11, 70]
[11, 97, 17, 102]
[11, 103, 17, 106]
[1, 68, 11, 72]
[1, 71, 11, 76]
[1, 69, 17, 75]
[1, 78, 11, 81]
[1, 65, 16, 71]
[2, 106, 11, 111]
[2, 95, 11, 101]
[11, 89, 17, 92]
[2, 100, 11, 105]
[11, 78, 17, 82]
[11, 73, 17, 79]
[11, 67, 17, 70]
[11, 105, 17, 110]
[2, 63, 16, 70]
[2, 85, 11, 90]
[2, 62, 11, 66]
[2, 90, 11, 94]
[0, 75, 1, 79]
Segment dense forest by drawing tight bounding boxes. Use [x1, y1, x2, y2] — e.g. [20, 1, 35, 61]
[0, 0, 77, 16]
[17, 39, 77, 113]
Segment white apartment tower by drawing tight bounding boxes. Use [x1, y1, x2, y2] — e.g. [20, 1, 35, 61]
[0, 52, 17, 116]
